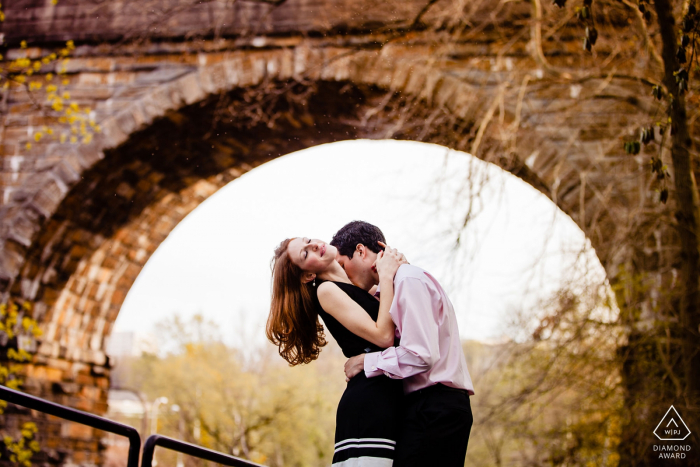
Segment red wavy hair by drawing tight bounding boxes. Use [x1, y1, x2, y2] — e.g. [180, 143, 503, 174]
[267, 238, 327, 365]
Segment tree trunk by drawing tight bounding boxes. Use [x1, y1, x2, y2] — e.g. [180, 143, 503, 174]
[653, 0, 700, 458]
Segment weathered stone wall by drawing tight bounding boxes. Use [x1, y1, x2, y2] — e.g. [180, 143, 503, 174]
[0, 0, 684, 464]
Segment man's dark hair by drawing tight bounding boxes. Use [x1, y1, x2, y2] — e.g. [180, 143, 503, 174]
[330, 221, 386, 258]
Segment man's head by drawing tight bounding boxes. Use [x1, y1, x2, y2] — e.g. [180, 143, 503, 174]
[330, 221, 386, 291]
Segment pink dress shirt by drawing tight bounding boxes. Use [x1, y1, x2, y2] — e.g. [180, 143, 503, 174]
[364, 265, 475, 395]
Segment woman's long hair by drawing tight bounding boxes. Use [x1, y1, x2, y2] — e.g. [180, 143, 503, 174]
[267, 238, 327, 366]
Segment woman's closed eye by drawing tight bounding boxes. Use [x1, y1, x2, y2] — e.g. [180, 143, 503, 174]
[304, 238, 311, 259]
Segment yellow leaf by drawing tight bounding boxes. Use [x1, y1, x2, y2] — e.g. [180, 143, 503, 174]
[46, 73, 53, 81]
[62, 79, 69, 85]
[20, 41, 27, 49]
[70, 136, 77, 144]
[62, 91, 70, 99]
[25, 143, 31, 150]
[34, 133, 42, 142]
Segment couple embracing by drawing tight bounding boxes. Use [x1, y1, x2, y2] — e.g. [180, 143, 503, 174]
[267, 221, 474, 467]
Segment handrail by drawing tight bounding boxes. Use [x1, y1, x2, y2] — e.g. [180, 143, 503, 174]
[0, 385, 141, 467]
[142, 434, 265, 467]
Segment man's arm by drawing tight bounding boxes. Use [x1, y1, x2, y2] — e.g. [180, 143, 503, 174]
[345, 276, 441, 380]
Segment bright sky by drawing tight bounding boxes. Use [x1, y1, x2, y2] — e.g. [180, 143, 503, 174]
[114, 140, 605, 348]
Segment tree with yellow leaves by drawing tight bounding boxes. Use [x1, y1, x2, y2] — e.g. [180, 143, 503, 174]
[0, 3, 100, 153]
[114, 314, 344, 467]
[0, 298, 43, 466]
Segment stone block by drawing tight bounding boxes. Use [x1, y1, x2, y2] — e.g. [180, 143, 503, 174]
[203, 61, 229, 93]
[99, 118, 128, 149]
[319, 48, 353, 81]
[9, 207, 42, 247]
[62, 421, 94, 439]
[434, 75, 461, 109]
[173, 72, 205, 105]
[31, 177, 67, 219]
[114, 108, 139, 136]
[243, 54, 267, 87]
[140, 86, 176, 122]
[403, 65, 428, 97]
[54, 158, 82, 186]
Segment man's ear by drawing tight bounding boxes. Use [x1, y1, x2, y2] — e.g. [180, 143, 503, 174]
[355, 243, 366, 258]
[301, 272, 316, 284]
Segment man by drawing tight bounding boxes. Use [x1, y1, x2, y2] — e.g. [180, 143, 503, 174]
[330, 220, 474, 467]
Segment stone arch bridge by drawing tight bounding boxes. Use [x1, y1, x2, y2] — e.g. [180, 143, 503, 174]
[0, 0, 687, 464]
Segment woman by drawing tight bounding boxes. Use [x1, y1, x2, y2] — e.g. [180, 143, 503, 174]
[267, 237, 405, 466]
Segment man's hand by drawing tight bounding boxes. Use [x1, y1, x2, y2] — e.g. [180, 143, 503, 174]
[344, 354, 366, 381]
[373, 242, 408, 281]
[378, 241, 408, 265]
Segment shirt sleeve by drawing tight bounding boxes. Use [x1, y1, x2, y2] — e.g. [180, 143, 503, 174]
[364, 277, 440, 379]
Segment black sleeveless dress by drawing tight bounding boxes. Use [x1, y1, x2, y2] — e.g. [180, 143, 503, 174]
[316, 281, 403, 467]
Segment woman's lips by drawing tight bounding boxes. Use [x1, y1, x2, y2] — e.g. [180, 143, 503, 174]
[321, 245, 326, 257]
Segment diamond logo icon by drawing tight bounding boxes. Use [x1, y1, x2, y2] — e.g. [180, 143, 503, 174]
[654, 406, 691, 441]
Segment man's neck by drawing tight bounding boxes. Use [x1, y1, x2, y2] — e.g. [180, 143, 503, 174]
[353, 274, 376, 292]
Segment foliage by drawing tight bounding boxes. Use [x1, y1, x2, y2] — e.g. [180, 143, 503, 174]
[465, 283, 623, 466]
[3, 422, 40, 467]
[0, 2, 100, 152]
[0, 299, 42, 414]
[117, 314, 344, 467]
[0, 298, 42, 466]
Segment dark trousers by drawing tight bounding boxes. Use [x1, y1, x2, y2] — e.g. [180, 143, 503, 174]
[394, 384, 473, 467]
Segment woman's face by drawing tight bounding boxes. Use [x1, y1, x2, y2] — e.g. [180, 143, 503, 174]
[287, 237, 337, 275]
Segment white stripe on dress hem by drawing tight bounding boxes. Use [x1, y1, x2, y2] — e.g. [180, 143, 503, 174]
[335, 438, 396, 448]
[331, 456, 394, 467]
[335, 444, 396, 453]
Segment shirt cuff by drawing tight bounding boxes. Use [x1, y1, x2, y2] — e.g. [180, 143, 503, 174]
[364, 352, 383, 378]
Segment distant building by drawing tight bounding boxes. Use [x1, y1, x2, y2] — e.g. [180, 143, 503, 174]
[105, 331, 158, 358]
[108, 389, 146, 417]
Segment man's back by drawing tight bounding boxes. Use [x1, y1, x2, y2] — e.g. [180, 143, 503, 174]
[389, 264, 475, 395]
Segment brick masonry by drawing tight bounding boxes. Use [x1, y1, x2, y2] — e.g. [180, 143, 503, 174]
[0, 1, 691, 464]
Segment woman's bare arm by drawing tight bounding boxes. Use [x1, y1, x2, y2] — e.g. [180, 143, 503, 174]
[317, 247, 403, 348]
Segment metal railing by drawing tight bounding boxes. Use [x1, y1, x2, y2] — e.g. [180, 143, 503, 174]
[142, 434, 264, 467]
[0, 386, 266, 467]
[0, 385, 141, 467]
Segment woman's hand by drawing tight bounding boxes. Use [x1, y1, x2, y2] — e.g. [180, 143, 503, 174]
[374, 242, 407, 282]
